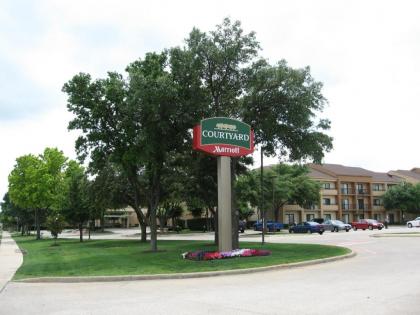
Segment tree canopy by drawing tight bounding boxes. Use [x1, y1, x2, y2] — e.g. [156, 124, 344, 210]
[383, 183, 420, 216]
[8, 148, 67, 239]
[63, 18, 332, 251]
[236, 164, 321, 221]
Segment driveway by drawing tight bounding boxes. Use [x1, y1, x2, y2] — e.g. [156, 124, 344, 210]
[1, 227, 419, 315]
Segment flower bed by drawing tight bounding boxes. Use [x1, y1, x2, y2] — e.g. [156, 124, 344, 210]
[182, 248, 271, 261]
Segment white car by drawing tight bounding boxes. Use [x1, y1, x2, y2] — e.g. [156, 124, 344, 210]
[407, 217, 420, 228]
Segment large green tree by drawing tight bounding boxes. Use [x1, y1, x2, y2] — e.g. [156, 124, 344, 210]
[170, 18, 331, 247]
[64, 53, 194, 251]
[383, 182, 420, 220]
[8, 148, 67, 239]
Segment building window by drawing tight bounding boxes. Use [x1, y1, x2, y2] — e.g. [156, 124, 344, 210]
[342, 199, 350, 210]
[341, 183, 350, 194]
[373, 199, 382, 206]
[306, 214, 315, 221]
[357, 184, 367, 194]
[322, 182, 333, 189]
[322, 198, 331, 205]
[373, 184, 384, 191]
[324, 214, 332, 220]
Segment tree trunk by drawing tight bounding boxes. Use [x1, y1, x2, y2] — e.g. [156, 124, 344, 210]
[35, 208, 41, 240]
[150, 205, 158, 252]
[100, 213, 105, 233]
[88, 221, 91, 240]
[139, 222, 147, 242]
[274, 206, 280, 222]
[79, 224, 83, 242]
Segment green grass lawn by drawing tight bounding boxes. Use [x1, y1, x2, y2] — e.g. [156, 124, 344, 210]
[12, 236, 350, 280]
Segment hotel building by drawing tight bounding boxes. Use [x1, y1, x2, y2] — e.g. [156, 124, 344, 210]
[278, 164, 404, 224]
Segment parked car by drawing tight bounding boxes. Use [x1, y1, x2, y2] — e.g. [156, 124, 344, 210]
[310, 218, 325, 224]
[407, 217, 420, 228]
[351, 219, 384, 231]
[289, 222, 324, 234]
[239, 220, 246, 233]
[253, 221, 284, 232]
[323, 219, 351, 232]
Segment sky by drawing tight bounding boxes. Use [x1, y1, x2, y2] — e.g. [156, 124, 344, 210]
[1, 0, 420, 199]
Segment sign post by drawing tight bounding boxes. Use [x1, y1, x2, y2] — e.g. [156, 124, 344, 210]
[193, 117, 254, 251]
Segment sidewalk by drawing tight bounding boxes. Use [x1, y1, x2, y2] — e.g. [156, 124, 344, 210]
[0, 231, 23, 292]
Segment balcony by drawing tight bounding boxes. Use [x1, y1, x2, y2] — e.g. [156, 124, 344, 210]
[340, 188, 355, 195]
[321, 189, 338, 195]
[341, 203, 370, 211]
[356, 188, 369, 195]
[341, 203, 354, 210]
[357, 204, 370, 211]
[322, 204, 339, 211]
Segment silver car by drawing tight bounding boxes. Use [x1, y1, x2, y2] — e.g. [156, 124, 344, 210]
[323, 219, 351, 232]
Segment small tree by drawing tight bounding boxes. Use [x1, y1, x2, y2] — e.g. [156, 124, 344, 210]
[60, 161, 92, 242]
[46, 213, 65, 245]
[237, 164, 321, 222]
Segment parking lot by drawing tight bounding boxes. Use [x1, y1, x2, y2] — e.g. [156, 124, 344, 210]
[1, 226, 420, 315]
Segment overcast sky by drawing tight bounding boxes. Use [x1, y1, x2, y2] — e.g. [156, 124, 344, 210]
[1, 0, 420, 198]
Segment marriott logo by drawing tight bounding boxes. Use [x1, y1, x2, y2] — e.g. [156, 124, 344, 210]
[213, 146, 240, 154]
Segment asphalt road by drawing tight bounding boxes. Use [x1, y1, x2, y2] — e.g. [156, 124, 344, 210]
[1, 227, 420, 315]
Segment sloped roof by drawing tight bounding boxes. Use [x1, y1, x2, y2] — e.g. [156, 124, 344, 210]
[308, 168, 336, 180]
[371, 172, 402, 183]
[317, 164, 373, 177]
[393, 170, 420, 181]
[308, 163, 402, 183]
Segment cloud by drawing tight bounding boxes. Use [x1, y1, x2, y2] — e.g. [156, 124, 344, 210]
[1, 0, 420, 200]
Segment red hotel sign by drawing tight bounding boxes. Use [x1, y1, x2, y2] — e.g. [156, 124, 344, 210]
[193, 117, 254, 157]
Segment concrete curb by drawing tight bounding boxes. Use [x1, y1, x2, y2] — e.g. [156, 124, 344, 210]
[371, 233, 420, 238]
[14, 250, 356, 283]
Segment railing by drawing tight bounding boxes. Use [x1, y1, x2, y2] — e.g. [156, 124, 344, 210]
[341, 203, 353, 210]
[372, 187, 386, 192]
[341, 204, 370, 210]
[356, 189, 369, 195]
[357, 204, 370, 210]
[340, 188, 355, 194]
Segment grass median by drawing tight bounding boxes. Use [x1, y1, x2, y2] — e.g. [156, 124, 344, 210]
[12, 236, 350, 280]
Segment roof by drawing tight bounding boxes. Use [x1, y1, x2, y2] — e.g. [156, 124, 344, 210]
[371, 172, 402, 183]
[315, 164, 373, 177]
[393, 170, 420, 181]
[308, 168, 336, 180]
[308, 163, 402, 183]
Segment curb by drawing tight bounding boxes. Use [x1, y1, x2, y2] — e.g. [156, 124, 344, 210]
[14, 250, 356, 283]
[371, 233, 420, 238]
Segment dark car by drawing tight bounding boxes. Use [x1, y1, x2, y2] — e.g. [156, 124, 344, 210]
[323, 219, 351, 232]
[253, 221, 284, 232]
[289, 222, 324, 234]
[239, 220, 246, 233]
